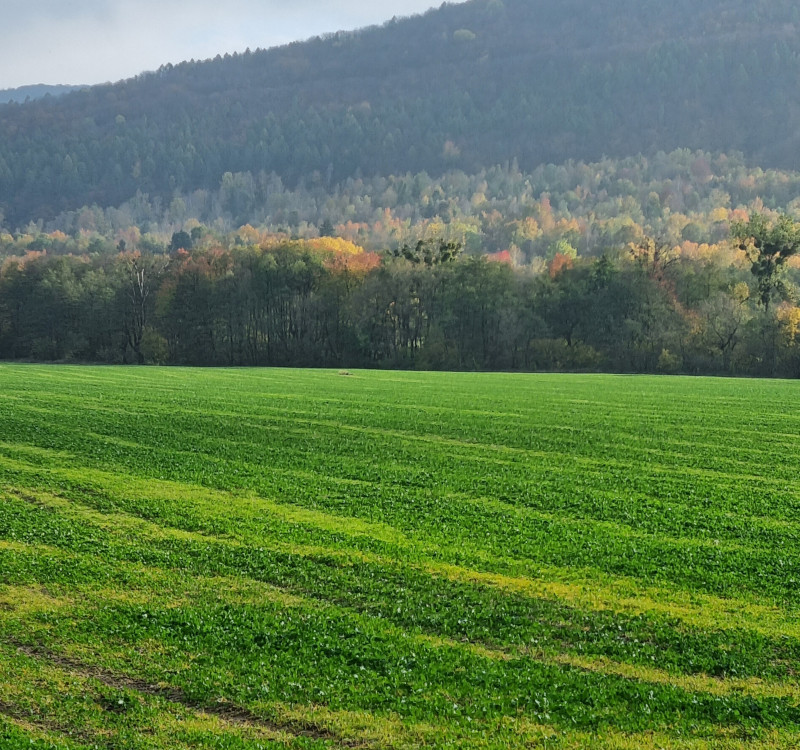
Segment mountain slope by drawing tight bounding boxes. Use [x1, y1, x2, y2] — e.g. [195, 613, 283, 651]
[1, 0, 800, 226]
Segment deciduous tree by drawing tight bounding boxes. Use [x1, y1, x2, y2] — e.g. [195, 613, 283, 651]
[732, 213, 800, 312]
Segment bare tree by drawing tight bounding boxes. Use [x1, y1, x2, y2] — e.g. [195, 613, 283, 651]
[699, 289, 750, 372]
[120, 252, 170, 363]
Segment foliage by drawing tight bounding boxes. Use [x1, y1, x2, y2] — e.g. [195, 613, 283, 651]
[2, 225, 800, 375]
[394, 238, 463, 266]
[732, 213, 800, 311]
[6, 149, 800, 265]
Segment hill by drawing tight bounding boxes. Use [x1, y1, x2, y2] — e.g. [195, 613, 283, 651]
[2, 0, 800, 226]
[0, 84, 84, 105]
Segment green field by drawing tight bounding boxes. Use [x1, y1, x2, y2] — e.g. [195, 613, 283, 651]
[2, 365, 800, 749]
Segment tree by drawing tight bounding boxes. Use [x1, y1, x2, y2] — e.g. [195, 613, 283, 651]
[319, 218, 336, 237]
[118, 253, 171, 363]
[699, 289, 750, 372]
[169, 230, 193, 253]
[732, 213, 800, 312]
[395, 239, 462, 267]
[628, 236, 676, 282]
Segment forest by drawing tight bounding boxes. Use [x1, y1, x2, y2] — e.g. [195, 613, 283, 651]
[3, 149, 800, 376]
[3, 0, 800, 226]
[2, 221, 799, 377]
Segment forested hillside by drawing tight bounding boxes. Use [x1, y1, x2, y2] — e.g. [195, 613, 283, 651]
[2, 0, 800, 226]
[6, 149, 799, 261]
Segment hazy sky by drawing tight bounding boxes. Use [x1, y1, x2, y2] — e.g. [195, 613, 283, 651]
[1, 1, 443, 89]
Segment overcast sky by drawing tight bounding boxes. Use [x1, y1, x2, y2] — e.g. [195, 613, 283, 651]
[1, 1, 444, 90]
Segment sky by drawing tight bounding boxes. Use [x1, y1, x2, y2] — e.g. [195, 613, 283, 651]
[0, 1, 443, 90]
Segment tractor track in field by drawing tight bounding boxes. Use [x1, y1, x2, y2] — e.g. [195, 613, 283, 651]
[0, 698, 102, 746]
[7, 638, 362, 748]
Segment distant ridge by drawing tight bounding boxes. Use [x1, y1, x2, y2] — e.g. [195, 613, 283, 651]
[2, 0, 800, 225]
[0, 84, 85, 105]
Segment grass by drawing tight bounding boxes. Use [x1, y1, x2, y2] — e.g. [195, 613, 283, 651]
[1, 364, 800, 748]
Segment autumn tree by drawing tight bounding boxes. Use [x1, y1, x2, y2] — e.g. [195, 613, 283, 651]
[628, 236, 676, 282]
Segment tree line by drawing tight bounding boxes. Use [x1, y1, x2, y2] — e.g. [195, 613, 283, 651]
[2, 215, 799, 377]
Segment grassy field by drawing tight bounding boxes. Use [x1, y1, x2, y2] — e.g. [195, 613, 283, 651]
[1, 365, 800, 748]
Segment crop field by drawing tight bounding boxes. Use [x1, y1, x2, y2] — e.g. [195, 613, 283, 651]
[1, 366, 800, 748]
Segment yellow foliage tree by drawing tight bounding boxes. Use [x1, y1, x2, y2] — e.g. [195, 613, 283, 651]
[710, 207, 729, 223]
[237, 224, 262, 244]
[777, 303, 800, 344]
[305, 237, 365, 256]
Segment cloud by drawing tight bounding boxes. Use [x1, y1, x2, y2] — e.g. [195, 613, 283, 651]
[0, 1, 443, 89]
